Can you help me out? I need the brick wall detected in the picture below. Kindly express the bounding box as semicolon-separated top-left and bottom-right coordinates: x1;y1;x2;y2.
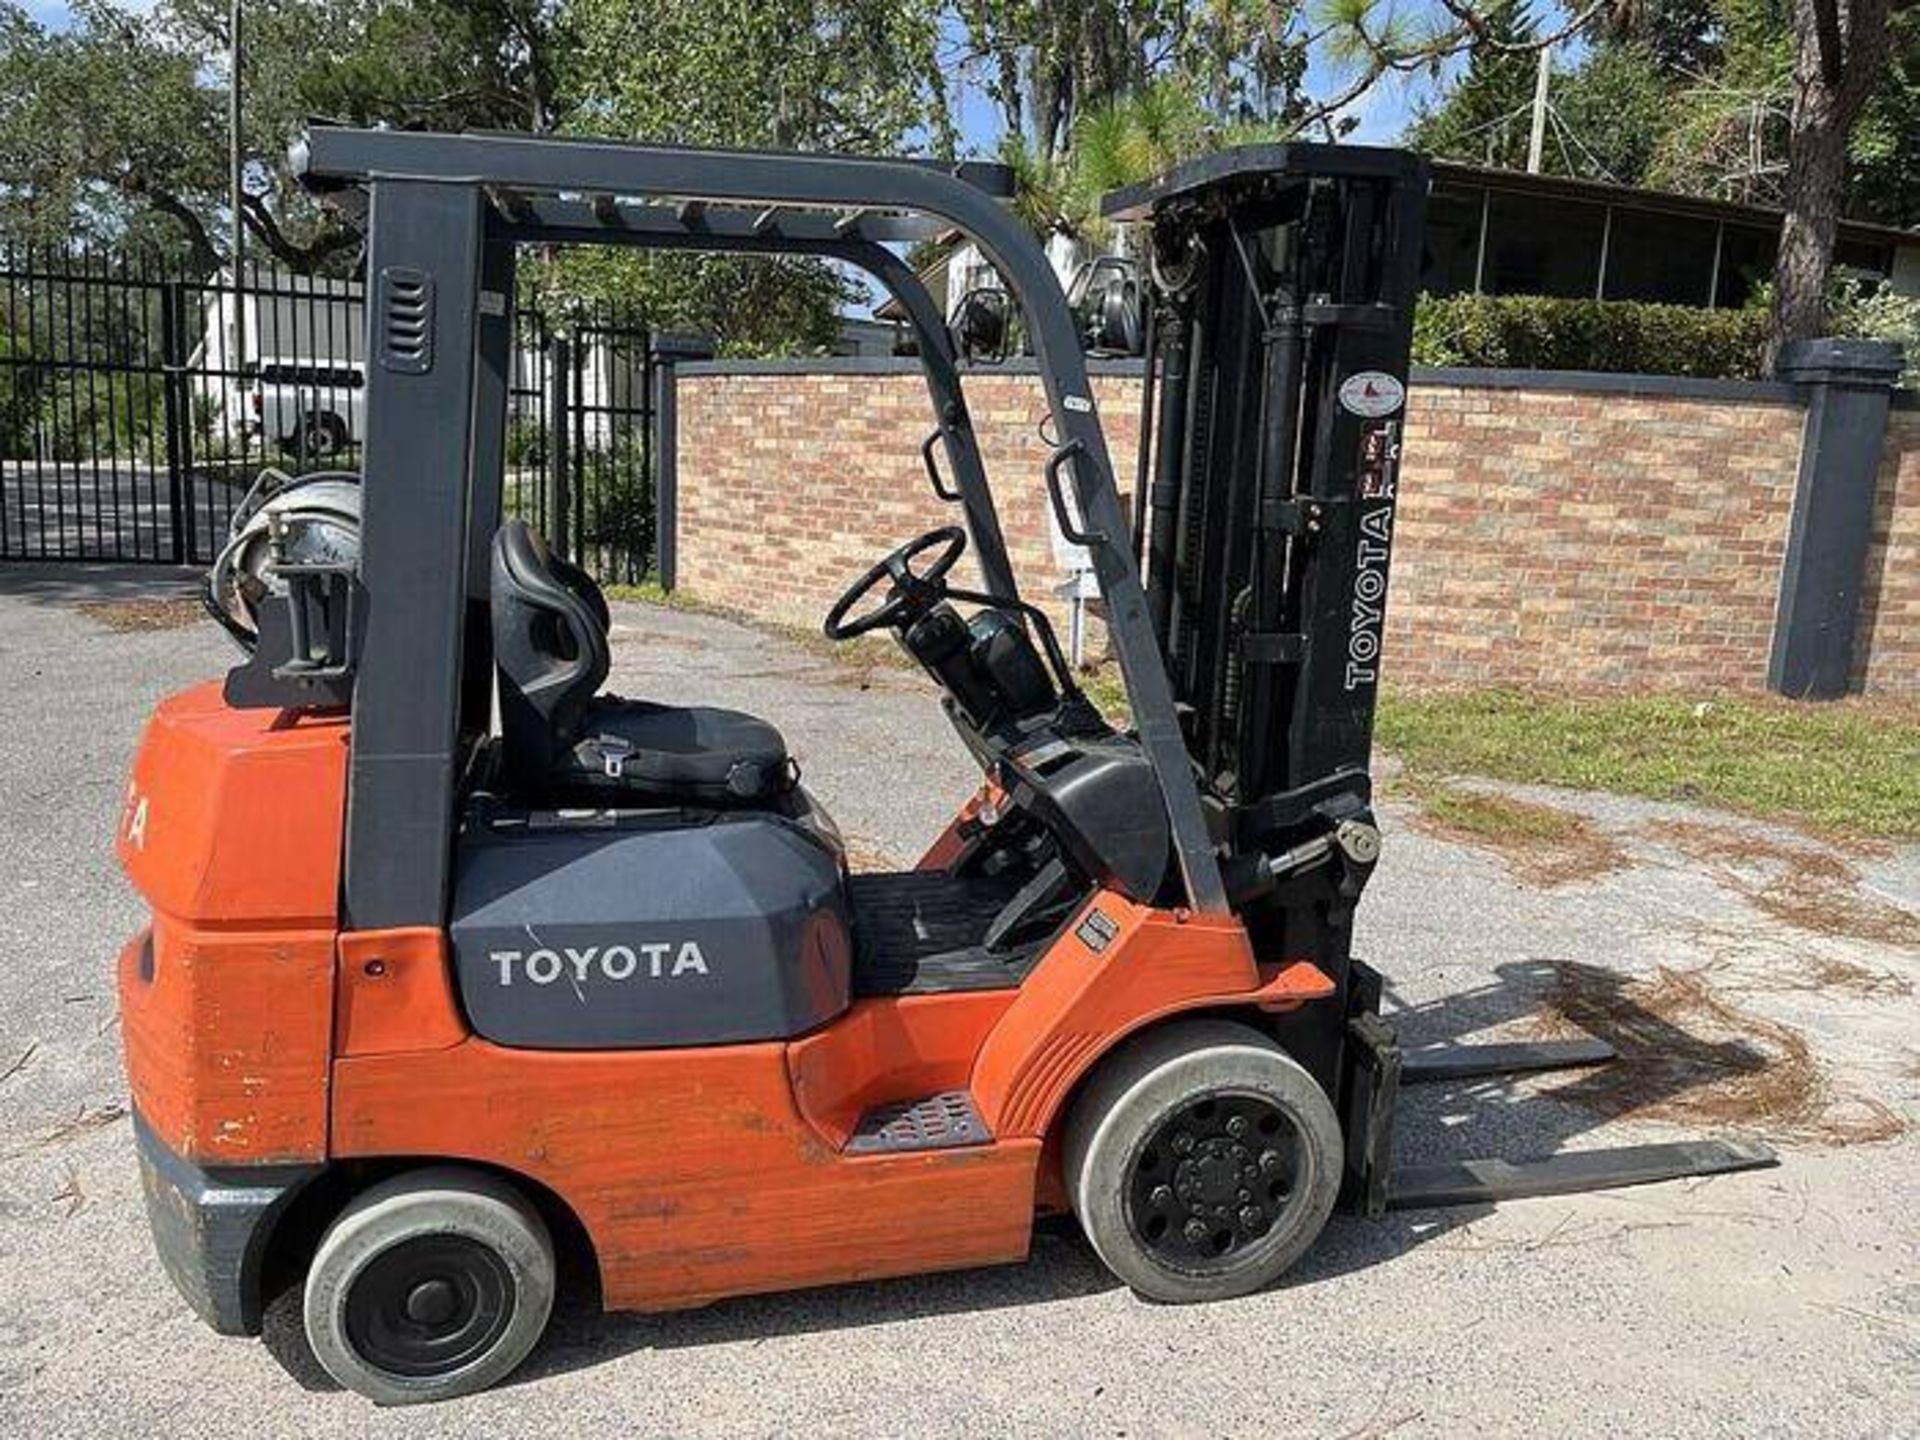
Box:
677;369;1140;631
1390;384;1804;690
676;364;1918;697
1856;408;1920;693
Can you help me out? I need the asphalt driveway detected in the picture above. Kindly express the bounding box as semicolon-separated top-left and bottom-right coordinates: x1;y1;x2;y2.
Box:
0;566;1915;1438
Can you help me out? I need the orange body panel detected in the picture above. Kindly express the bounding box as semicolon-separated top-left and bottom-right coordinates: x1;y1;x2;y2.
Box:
117;681;347;926
326;900;1321;1312
116;684;347;1163
971;896;1335;1138
332;1036;1041;1311
788;990;1016;1145
335;929;469;1057
116;686;1331;1312
118;924;336;1163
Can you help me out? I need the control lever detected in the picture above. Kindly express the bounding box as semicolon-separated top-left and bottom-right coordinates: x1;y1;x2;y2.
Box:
1267;819;1380;881
1225;818;1381;908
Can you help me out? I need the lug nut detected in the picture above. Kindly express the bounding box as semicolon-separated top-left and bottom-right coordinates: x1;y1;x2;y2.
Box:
1171;1132;1195;1155
1239;1206;1264;1229
1184;1219;1209;1245
1226;1116;1248;1138
1259;1149;1284;1175
1151;1184;1173;1207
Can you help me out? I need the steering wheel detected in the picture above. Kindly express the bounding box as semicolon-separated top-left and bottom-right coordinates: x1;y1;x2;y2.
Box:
823;525;968;641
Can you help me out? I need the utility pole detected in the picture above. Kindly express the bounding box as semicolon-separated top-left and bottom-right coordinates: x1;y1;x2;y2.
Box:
229;0;245;376
1526;42;1551;174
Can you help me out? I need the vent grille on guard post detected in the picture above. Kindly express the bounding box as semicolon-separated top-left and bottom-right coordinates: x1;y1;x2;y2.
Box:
378;266;434;373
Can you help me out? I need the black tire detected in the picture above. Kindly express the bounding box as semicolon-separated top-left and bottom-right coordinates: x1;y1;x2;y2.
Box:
1064;1018;1342;1303
302;1167;556;1405
283;412;346;460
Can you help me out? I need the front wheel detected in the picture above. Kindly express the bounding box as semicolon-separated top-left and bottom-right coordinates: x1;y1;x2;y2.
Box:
303;1167;556;1405
1064;1019;1342;1303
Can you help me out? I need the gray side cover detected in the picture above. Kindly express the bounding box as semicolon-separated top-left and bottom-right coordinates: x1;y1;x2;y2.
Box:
451;808;852;1048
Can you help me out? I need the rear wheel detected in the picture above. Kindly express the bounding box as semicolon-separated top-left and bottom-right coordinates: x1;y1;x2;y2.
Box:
285;411;347;460
303;1167;556;1405
1064;1019;1342;1303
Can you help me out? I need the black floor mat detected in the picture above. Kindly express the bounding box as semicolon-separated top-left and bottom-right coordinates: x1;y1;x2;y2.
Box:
847;869;1044;995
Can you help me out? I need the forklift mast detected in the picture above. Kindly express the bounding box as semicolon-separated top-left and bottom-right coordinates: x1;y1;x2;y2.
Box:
1110;146;1427;835
1107;146;1427;1089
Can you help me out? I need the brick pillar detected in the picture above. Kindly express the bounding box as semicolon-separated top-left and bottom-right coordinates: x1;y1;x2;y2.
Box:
649;333;715;591
1769;337;1905;699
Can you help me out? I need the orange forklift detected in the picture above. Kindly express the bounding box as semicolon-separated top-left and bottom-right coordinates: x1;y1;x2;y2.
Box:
115;129;1772;1403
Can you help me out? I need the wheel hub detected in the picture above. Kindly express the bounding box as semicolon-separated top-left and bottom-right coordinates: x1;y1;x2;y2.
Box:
1179;1139;1249;1207
1126;1092;1302;1270
405;1278;461;1327
343;1235;517;1379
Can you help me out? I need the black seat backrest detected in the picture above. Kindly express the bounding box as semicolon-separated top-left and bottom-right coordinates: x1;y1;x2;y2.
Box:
492;520;610;786
552;548;611;635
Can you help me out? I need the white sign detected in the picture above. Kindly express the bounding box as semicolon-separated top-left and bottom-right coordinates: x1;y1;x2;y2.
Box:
1338;371;1406;417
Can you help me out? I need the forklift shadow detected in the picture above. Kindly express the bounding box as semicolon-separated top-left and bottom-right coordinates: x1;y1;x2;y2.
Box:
1390;957;1773;1135
0;562;200;608
529;1223;1129;1381
260;1283;345;1393
258;1223;1128;1393
259;958;1769;1392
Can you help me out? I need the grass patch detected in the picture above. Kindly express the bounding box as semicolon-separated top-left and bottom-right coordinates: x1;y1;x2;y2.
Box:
1411;782;1630;886
1079;665;1130;728
605;578;695;610
1377;689;1920;840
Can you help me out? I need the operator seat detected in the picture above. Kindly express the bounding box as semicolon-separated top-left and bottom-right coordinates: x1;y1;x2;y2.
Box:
490;520;793;806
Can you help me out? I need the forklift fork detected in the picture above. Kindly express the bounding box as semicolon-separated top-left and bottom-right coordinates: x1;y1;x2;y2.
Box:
1341;998;1777;1219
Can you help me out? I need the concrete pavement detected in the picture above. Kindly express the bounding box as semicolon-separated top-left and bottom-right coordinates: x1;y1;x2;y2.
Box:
0;572;1914;1438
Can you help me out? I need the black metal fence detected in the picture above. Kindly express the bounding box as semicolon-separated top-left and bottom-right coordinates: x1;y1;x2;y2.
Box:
506;304;657;586
0;249;655;580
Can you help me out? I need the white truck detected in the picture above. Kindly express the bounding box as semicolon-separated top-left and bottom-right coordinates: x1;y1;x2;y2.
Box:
249;356;366;460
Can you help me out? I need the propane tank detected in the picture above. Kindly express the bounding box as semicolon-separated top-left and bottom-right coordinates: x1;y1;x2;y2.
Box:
204;468;360;649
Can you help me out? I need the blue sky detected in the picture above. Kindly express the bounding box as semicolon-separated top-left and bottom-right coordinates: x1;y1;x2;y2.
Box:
28;0;155;21
942;41;1438;152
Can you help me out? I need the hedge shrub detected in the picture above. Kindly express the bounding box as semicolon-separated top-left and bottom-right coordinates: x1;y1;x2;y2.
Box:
1412;294;1771;379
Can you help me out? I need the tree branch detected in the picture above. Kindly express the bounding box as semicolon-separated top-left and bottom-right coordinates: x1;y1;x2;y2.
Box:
115;172;220;275
1430;0;1615;54
241;191;359;274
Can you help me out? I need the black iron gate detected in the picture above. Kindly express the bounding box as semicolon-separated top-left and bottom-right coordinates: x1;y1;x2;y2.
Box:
0;250;187;562
0;249;654;581
506;302;656;586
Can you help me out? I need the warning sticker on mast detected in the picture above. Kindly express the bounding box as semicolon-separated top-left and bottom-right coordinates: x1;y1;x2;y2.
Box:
1337;371;1406;418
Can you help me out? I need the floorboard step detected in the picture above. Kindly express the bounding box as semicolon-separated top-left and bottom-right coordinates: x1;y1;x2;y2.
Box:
846;1090;992;1154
